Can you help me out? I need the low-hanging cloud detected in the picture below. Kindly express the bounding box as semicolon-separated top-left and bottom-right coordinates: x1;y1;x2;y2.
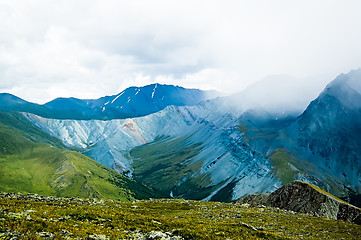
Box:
0;0;361;103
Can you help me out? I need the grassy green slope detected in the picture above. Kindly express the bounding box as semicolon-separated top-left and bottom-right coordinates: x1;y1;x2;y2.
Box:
266;149;346;196
267;149;301;185
0;112;156;201
0;112;65;150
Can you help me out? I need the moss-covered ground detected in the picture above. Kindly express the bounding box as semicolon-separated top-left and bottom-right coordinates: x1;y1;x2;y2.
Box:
0;193;360;239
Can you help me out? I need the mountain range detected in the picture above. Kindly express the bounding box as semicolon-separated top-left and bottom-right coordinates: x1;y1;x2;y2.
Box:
0;83;217;120
1;69;361;205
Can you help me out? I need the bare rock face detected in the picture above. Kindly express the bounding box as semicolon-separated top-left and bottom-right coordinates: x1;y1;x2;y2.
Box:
239;181;361;224
337;203;361;225
266;181;340;219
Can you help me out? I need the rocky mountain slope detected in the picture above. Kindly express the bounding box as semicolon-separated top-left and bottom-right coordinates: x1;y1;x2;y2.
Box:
235;69;361;201
24;102;282;202
294;70;361;192
0;112;156;200
23;105;196;173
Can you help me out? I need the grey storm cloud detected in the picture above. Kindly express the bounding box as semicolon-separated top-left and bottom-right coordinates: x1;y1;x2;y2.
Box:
0;0;361;103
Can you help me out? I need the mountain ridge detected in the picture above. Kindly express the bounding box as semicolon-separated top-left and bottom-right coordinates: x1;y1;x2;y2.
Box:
1;83;218;120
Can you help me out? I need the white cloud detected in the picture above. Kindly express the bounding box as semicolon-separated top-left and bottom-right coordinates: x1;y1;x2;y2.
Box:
0;0;361;103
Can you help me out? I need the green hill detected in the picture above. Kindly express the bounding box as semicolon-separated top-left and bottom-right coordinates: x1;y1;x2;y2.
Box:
0;112;156;201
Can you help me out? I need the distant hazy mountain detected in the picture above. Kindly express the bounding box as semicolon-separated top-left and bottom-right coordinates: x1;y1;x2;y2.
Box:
219;74;329;118
242;69;361;199
0;84;217;120
295;69;361;191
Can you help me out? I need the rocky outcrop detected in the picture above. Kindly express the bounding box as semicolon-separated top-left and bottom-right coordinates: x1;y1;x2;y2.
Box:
239;181;361;224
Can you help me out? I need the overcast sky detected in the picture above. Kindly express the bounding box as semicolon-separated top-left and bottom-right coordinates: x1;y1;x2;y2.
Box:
1;0;361;103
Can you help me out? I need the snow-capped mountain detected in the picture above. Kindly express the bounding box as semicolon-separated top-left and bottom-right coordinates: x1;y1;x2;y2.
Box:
44;83;218;119
1;84;218;120
217;74;329;119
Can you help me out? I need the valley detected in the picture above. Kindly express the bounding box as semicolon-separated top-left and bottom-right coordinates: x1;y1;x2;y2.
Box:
0;69;361;239
2;70;361;203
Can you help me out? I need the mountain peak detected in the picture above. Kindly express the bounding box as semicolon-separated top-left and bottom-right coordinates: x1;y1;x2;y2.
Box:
101;83;209;118
0;93;29;105
326;68;361;91
319;68;361;109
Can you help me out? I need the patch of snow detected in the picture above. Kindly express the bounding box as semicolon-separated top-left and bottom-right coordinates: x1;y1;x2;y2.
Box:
135;89;140;95
102;107;106;112
127;97;131;103
151;84;157;99
111;91;124;104
104;101;110;106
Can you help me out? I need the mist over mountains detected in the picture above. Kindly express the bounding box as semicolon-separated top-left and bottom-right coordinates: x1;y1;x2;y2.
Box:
1;69;361;204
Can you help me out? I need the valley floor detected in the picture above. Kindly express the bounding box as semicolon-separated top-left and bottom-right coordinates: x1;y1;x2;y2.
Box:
0;192;360;240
